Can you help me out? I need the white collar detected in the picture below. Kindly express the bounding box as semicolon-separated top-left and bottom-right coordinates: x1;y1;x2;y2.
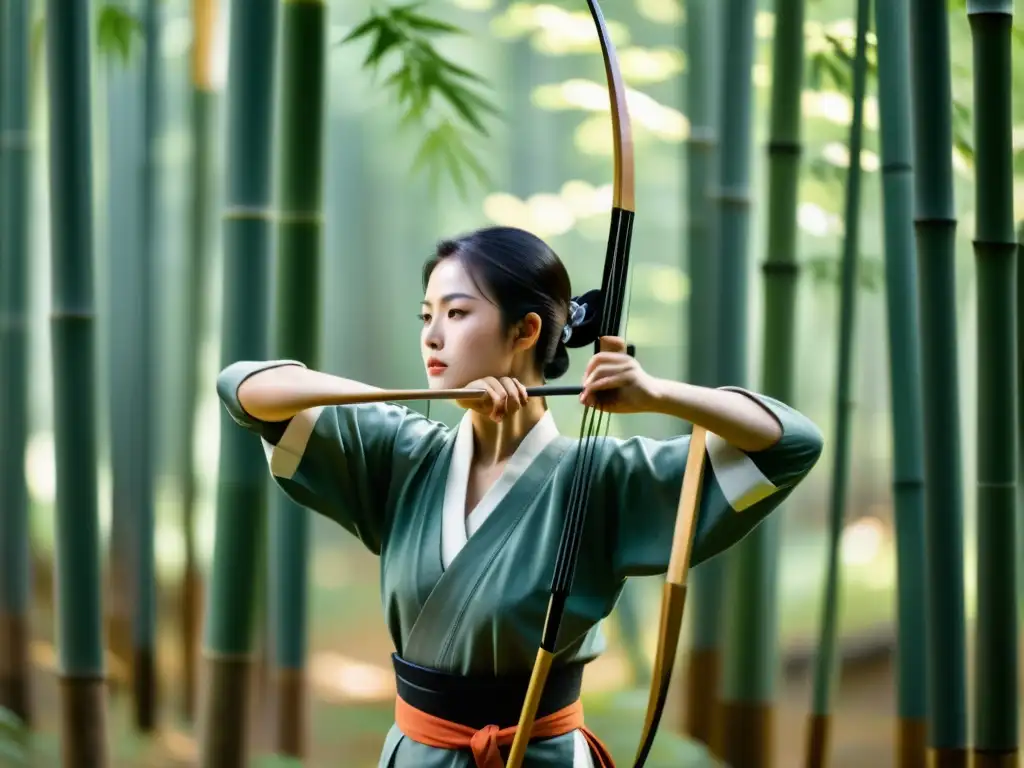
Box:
440;410;560;569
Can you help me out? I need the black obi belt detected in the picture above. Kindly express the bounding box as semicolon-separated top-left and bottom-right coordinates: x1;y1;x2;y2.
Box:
391;653;584;730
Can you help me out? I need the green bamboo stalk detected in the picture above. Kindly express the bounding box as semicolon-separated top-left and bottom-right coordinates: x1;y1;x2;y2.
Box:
0;0;33;727
179;0;220;723
873;0;929;762
1018;219;1024;620
198;1;279;764
712;0;765;761
681;0;724;749
716;0;807;761
967;2;1018;765
130;0;160;732
805;1;869;764
906;0;968;761
103;2;142;703
269;0;326;756
44;0;109;764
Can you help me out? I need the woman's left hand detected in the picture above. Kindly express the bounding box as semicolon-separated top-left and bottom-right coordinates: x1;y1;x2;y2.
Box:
580;336;661;414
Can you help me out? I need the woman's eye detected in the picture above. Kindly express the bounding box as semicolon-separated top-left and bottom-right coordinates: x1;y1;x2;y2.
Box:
418;313;431;324
448;308;466;319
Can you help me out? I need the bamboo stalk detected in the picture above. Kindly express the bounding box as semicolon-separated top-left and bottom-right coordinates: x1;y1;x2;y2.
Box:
1018;219;1024;621
712;0;767;761
0;0;34;727
966;2;1019;766
873;0;929;761
132;0;161;733
906;0;969;762
717;0;807;761
197;3;280;765
102;1;141;706
179;0;221;723
805;1;869;763
681;0;724;749
44;0;109;763
270;0;327;755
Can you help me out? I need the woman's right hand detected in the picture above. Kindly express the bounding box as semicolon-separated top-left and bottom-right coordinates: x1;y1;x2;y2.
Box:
455;376;528;422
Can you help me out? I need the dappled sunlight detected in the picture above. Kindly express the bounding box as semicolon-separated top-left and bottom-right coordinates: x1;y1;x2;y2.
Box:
643;264;688;305
482;180;613;237
533;79;687;146
840;516;887;568
310;652;395;703
25;431;55;505
797;201;843;237
619;46;684;85
821;141;880;172
802;90;879;132
561;179;614;217
635;0;682;25
491;3;629;54
753;63;771;88
755;10;775;39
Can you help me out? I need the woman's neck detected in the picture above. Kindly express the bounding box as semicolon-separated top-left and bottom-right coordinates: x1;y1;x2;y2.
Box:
469;397;548;465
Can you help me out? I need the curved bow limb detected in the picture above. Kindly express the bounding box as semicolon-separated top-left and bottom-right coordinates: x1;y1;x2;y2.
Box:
631;426;708;767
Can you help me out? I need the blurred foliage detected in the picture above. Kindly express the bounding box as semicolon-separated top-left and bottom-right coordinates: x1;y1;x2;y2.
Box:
807;20;975;162
0;708;27;764
96;2;143;64
30;2;143;81
338;2;500;198
805;253;885;291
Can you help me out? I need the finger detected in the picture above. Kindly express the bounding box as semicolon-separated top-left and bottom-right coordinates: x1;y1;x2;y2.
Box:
585;373;629;392
498;377;522;412
579;389;616;411
584;362;632;388
514;378;529;405
599;336;627;354
484;378;507;420
584;351;631;377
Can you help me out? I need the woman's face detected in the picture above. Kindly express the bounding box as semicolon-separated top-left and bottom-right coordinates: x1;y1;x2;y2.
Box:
420;258;539;389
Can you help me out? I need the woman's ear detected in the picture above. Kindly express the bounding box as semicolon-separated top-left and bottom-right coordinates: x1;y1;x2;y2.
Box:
513;312;543;351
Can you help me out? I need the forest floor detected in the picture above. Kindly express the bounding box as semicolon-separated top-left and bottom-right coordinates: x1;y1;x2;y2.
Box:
15;533;905;768
17;638;898;767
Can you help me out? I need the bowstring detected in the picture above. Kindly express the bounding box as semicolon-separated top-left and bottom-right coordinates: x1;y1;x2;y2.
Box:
551;208;631;597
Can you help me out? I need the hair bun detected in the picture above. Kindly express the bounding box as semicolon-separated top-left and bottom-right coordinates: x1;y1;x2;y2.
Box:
563;289;603;349
543;344;570;379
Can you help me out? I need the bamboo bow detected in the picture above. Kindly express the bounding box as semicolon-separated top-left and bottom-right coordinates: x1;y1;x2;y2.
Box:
501;2;710;765
504;0;637;764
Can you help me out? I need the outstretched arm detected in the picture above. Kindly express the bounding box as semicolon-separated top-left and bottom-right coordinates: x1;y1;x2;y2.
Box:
647;380;782;453
580;336;783;452
232;362;383;422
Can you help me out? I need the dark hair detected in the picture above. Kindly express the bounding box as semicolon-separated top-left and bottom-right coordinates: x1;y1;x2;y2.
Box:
421;226;601;379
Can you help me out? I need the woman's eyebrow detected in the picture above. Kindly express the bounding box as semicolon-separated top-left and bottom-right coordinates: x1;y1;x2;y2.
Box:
420;292;478;306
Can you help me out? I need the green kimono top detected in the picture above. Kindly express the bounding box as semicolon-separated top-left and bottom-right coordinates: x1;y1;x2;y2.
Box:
217;360;824;767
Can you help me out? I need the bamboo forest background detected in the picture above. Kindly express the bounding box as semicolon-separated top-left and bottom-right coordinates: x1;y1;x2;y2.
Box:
4;0;1024;765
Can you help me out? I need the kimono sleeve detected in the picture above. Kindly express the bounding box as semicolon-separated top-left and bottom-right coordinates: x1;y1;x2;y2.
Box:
604;387;824;579
216;359;445;554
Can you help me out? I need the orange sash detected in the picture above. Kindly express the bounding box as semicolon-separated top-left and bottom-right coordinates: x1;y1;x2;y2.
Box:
395;693;616;767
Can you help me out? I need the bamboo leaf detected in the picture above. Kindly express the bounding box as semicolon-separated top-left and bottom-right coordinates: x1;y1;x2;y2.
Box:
95;2;142;64
338;2;498;194
391;4;465;35
340;16;382;44
0;708;27;764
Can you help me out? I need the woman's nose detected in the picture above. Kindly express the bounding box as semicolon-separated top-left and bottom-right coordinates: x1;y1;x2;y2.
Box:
423;326;442;349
